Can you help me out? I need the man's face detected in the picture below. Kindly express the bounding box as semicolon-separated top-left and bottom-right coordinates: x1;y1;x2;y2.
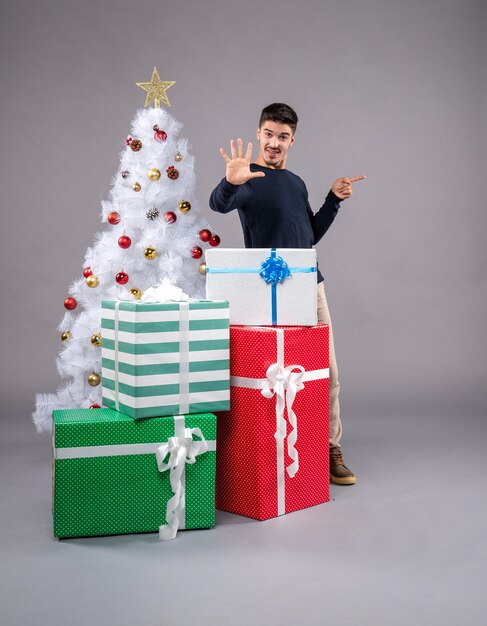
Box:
256;120;295;169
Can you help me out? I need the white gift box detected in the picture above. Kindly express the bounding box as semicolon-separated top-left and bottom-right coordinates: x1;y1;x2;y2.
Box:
205;248;317;326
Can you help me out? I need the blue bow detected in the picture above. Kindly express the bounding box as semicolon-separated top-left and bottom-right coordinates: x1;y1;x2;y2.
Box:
259;253;291;286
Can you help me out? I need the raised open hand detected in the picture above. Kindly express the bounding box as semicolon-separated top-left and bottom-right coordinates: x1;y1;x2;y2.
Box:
220;138;266;185
331;175;366;200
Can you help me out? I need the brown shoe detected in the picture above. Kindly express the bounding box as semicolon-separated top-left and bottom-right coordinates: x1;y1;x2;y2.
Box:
329;446;356;485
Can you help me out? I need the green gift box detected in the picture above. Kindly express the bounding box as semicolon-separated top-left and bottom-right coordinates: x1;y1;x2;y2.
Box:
52;408;217;540
101;299;230;419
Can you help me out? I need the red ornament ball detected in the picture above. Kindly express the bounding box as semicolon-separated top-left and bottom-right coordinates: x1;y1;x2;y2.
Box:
83;267;93;278
209;234;221;247
154;130;168;142
115;271;129;285
118;235;131;249
64;297;77;311
107;211;120;225
191;246;203;259
89;404;101;409
199;229;212;242
164;211;177;224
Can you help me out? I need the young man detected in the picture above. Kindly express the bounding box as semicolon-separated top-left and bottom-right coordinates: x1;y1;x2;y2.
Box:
209;103;365;485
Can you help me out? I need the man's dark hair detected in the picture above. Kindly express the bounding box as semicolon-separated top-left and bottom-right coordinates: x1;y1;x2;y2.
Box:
259;103;298;133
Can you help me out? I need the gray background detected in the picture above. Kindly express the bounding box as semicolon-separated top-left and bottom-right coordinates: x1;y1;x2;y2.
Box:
0;0;485;419
1;1;486;625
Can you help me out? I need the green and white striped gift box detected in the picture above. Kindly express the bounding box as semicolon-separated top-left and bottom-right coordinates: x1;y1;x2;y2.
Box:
101;299;230;419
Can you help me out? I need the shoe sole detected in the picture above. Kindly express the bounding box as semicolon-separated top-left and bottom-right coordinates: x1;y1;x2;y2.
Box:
330;474;357;485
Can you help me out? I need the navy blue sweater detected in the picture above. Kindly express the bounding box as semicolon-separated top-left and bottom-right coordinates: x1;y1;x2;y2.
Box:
209;163;341;282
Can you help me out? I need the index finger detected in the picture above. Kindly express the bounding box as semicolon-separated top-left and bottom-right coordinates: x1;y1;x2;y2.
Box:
349;175;367;183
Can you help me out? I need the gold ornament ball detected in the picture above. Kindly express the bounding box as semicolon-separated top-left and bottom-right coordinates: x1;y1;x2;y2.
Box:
144;246;157;260
198;262;207;275
178;200;191;213
86;274;100;288
61;330;72;343
133;182;142;192
175;152;183;162
88;372;101;387
91;333;102;347
148;168;161;181
130;287;142;300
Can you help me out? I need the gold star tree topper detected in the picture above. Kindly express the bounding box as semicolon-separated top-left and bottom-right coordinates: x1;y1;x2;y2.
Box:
136;67;176;108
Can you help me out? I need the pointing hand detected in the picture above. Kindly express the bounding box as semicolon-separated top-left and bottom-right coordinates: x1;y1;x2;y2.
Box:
331;175;366;200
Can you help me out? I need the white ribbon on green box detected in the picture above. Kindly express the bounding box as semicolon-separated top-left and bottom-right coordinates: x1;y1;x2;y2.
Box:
155;415;212;540
230;328;329;516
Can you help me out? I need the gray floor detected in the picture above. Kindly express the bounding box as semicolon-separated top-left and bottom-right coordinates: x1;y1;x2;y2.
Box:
1;410;486;626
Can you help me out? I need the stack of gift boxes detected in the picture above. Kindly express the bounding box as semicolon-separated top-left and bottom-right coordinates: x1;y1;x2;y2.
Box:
52;248;330;540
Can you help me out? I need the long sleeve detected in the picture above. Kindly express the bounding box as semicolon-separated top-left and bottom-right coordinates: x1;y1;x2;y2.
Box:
209;178;252;214
308;190;341;244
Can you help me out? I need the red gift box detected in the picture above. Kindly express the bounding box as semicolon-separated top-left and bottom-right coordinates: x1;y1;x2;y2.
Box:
216;325;330;520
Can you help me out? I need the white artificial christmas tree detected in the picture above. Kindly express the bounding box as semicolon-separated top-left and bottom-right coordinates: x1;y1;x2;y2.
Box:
33;68;220;432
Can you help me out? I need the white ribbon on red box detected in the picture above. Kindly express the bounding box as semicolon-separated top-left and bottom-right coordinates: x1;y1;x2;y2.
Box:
230;328;329;516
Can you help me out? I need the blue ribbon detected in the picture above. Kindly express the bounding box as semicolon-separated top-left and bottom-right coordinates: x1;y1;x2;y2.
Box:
207;249;316;325
261;249;285;324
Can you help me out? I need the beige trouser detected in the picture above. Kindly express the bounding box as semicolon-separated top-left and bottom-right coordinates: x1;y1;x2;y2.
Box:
317;282;342;448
